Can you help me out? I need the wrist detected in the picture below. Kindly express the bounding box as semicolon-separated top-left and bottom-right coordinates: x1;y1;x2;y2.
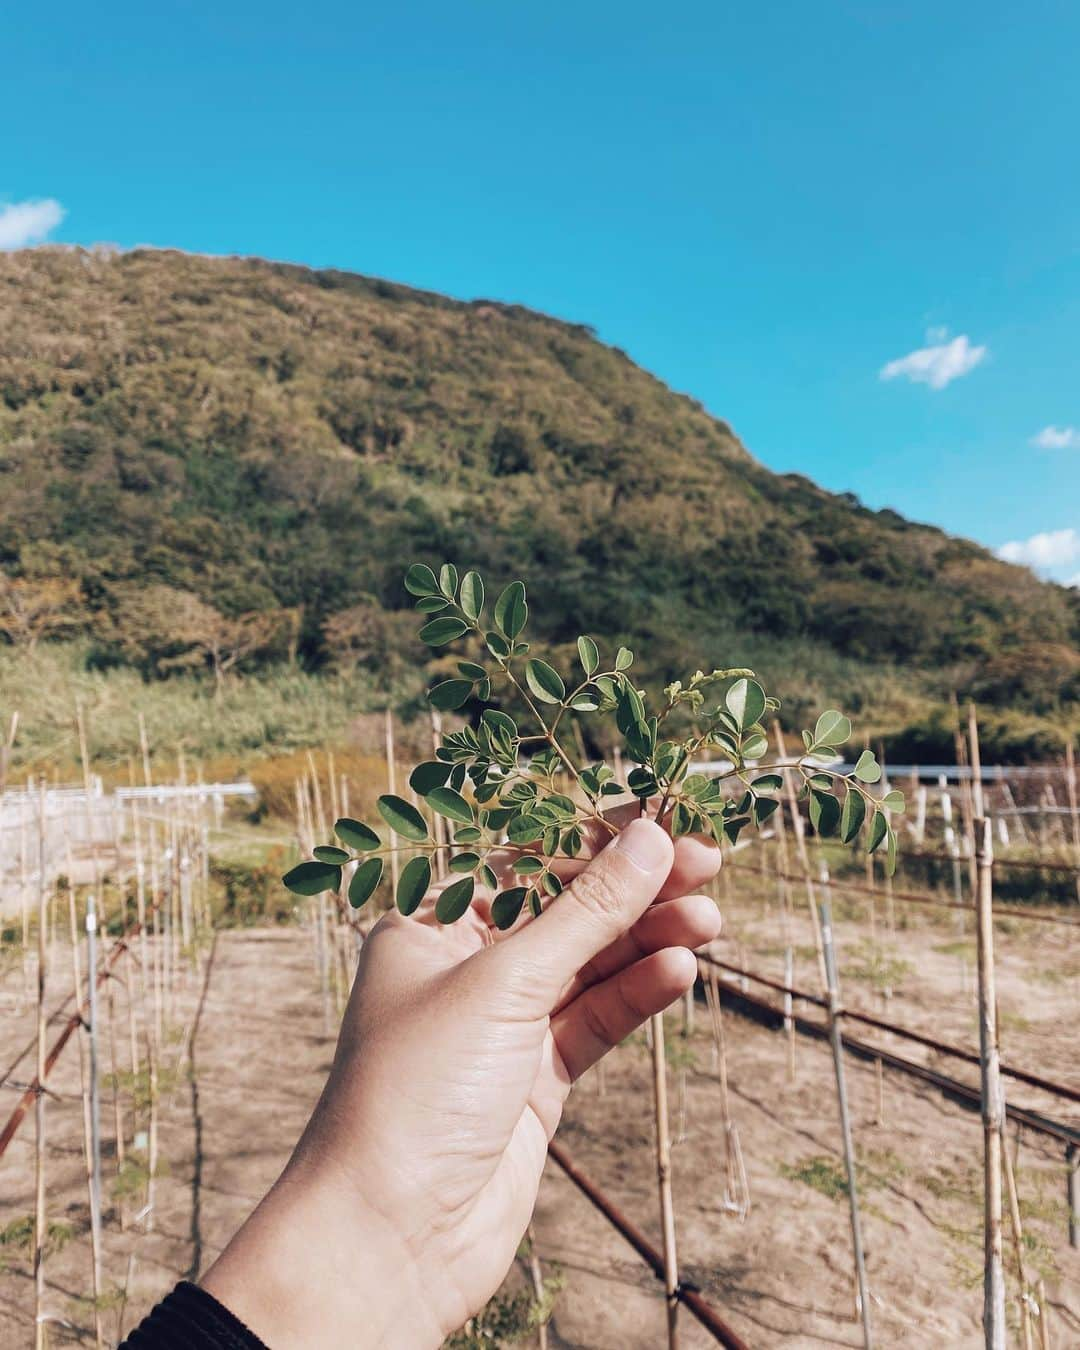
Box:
201;1164;445;1350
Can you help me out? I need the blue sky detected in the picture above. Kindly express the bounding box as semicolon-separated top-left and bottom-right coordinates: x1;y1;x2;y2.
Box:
3;1;1078;583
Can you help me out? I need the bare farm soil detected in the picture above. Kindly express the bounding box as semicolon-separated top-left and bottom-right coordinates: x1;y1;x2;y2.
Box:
2;887;1079;1348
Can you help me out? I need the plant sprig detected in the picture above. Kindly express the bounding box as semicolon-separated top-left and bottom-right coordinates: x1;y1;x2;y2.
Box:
283;564;904;924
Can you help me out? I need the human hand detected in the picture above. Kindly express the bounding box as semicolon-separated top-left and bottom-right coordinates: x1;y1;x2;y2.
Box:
202;811;722;1348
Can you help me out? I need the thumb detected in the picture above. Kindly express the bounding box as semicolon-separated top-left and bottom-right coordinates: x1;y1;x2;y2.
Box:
490;818;674;1006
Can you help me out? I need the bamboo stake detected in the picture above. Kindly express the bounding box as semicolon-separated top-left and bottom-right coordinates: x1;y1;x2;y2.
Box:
649;1010;679;1348
1066;741;1080;904
1036;1280;1051;1350
1000;1107;1033;1350
85;895;104;1293
33;782;48;1350
773;721;827;993
819;901;873;1349
69;886;103;1350
524;1224;548;1350
975;817;1006;1349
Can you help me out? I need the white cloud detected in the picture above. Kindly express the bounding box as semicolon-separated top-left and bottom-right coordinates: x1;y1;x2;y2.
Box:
998;528;1080;570
0;198;66;250
879;333;987;390
1030;425;1079;450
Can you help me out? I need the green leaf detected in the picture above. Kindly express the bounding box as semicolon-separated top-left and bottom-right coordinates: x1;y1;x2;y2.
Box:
334;818;381;851
725;678;767;731
313;845;350;864
814;710;852;748
404;563;438;597
512;855;544;875
459;571;485;622
435;875;475;924
377;794;429;841
507;814;544;844
485;629;511;658
415;595;449;613
419;616;469;646
809;789;841;837
840;789;865;844
409;761;452;795
577;635;599;677
458;660;488;681
448;851;480;873
868;809;889;854
283;860;341;896
854;750;882;784
741;733;768;761
525;659;566;705
426;786;474;825
396;856;431;915
528;889;543;917
885;826;898;876
454;825;482;844
428;679;473;711
494;581;528;639
491;886;528;930
439;563;459;599
754;797;779;825
480;864;498;889
751;774;783;792
348;857;383;908
883;789;906;813
614;646;634;671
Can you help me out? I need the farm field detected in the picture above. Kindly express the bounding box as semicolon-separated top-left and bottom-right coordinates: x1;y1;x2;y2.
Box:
2;787;1078;1349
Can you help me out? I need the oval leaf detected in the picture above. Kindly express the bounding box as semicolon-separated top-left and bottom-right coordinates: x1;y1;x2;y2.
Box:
434;875;475;924
419;616;469;647
814;709;851;748
426;786;474;825
525;658;566;705
377;794;429;841
854;749;882;784
439;563;459;599
409;761;452;795
491;886;528;931
428;678;473;711
808;789;841;837
448;851;480;873
396;855;431;915
459;571;485;622
840;789;866;844
348;857;383;908
313;845;350;864
282;860;341;896
868;809;889;854
725;678;766;732
494;581;528;639
577;635;599;677
614;646;634;671
334;817;381;852
404;563;438;597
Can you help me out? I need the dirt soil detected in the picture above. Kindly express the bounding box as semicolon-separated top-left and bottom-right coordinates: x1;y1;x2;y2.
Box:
2;878;1079;1348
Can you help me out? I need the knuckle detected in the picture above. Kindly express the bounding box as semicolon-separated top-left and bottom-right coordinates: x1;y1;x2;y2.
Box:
567;866;625;923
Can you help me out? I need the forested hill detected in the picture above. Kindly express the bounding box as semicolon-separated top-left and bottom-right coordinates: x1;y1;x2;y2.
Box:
0;247;1076;713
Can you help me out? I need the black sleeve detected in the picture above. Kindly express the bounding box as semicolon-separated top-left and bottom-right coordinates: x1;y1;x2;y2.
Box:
120;1281;270;1349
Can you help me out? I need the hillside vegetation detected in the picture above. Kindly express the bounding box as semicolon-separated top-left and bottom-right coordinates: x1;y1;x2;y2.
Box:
0;247;1077;765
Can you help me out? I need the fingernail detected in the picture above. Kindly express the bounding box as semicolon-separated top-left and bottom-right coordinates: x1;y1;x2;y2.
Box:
613;818;671;873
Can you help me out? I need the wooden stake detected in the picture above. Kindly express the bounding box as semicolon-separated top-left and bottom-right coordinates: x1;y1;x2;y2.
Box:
33;782;48;1350
649;1010;679;1348
819;901;873;1349
1000;1107;1033;1350
975;818;1006;1348
69;886;104;1350
773;721;827;993
524;1224;548;1350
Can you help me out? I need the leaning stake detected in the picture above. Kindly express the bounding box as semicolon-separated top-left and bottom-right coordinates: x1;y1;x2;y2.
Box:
818;900;873;1349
